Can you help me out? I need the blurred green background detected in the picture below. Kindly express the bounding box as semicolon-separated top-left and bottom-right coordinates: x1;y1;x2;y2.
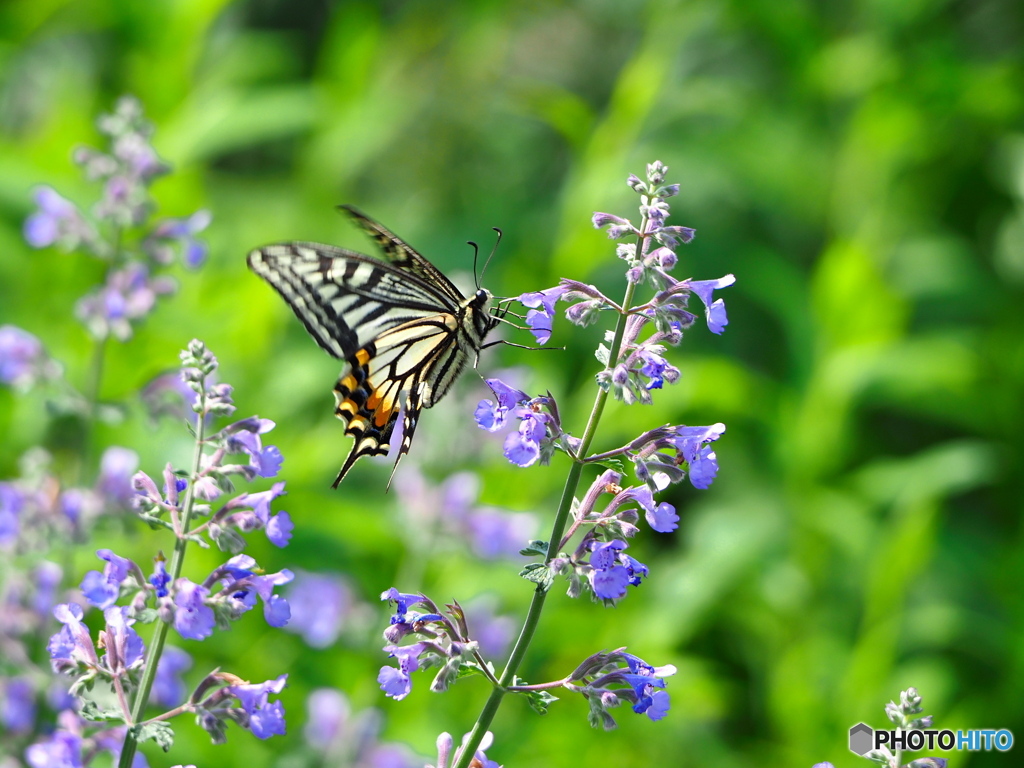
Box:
2;0;1024;766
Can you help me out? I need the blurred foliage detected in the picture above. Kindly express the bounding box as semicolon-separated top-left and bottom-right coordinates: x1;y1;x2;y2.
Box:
2;0;1024;766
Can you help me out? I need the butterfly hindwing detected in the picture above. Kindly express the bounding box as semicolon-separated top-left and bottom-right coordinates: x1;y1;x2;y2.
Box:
248;209;499;487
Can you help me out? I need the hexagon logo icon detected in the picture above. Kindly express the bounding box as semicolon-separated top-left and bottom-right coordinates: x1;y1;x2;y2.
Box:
849;722;874;755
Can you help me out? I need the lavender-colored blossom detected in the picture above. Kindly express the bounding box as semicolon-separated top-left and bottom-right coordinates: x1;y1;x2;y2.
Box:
23;186;91;250
97;446;139;507
173;579;215;640
80;549;138;610
227;674;288;739
149;558;170;597
0;325;59;390
687;275;736;334
589;540;648;600
33;560;63;616
378;644;425;700
101;606;144;672
147;210;212;267
637;347;679;390
151;646;192;707
641;689;670;721
0;483;20;548
25;729;83;768
285;572;352;648
502;409;547;467
518;286;569;345
812;763;836;768
48;603;99;668
266;510;293;547
668;423;725;489
474;379;529;432
75;262;174;341
2;677;36;732
648;501;679;533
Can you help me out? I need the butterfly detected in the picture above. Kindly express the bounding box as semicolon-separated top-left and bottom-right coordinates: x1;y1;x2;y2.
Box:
247;206;500;488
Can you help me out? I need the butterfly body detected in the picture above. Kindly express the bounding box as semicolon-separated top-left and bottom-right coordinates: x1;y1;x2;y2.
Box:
248;207;499;487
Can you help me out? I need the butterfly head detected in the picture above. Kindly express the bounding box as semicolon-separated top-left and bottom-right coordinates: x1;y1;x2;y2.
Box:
471;288;499;336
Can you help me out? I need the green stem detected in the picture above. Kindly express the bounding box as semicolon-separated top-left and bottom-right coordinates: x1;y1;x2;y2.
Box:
452;233;644;768
118;396;207;768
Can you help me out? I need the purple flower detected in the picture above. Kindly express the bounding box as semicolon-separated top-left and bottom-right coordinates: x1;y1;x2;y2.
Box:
648;501;679;532
234;481;287;523
285;572;353;648
518;286;569;345
33;560;63;617
503;410;547;467
151;646;192;707
141;371;200;424
149;558;170;597
812;764;836;768
2;677;36;733
75;262;174;341
0;325;58;390
23;186;90;250
173;579;215;640
101;606;144;672
80;549;138;609
589;540;648;599
687;274;735;334
474;379;529;432
25;729;83;768
97;446;139;507
266;510;293;547
227;674;288;739
637;348;679;390
668;423;725;489
0;483;21;549
48;603;99;669
641;689;670;721
148;210;212;267
381;588;429;622
378;644;425;700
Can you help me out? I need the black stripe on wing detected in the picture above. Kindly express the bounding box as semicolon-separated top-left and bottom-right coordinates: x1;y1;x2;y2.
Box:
338;205;466;302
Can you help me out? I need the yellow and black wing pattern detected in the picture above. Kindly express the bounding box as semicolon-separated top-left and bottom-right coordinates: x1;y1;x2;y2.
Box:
247;206;498;487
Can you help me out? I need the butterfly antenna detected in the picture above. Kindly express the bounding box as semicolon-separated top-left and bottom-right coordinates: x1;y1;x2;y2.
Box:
466;241;482;289
479;228;502;285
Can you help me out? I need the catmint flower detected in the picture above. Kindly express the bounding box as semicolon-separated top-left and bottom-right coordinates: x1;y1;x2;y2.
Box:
80;549;141;610
97;446;139;508
100;606;145;673
173;578;215;640
668;423;725;489
149;556;170;597
23;186;93;250
33;560;63;616
474;379;530;432
378;643;426;700
25;728;83;768
0;325;60;390
686;275;736;334
305;688;349;750
2;677;36;732
592;212;638;239
225;674;288;739
518;286;569;345
637;347;680;390
266;510;293;546
588;540;648;600
146;210;212;267
615;485;679;533
465;508;538;559
75;262;174;341
48;603;99;670
213;555;293;627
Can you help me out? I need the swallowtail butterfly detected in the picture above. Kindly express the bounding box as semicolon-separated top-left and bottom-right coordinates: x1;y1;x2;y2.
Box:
248;206;499;487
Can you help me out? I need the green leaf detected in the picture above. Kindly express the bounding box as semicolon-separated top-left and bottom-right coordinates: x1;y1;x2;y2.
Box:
591;456;628;475
80;700;126;723
519;540;549;557
518;688;559;715
520;562;554;590
137;721;175;752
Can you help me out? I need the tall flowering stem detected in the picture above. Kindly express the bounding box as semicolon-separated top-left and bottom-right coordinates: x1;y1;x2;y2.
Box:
452;217;649;767
117;351;210;768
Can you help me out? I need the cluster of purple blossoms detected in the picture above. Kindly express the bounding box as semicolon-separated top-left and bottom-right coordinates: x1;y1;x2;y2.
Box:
562;649;676;729
377;589;500;702
23;95;209;343
19;341;293;764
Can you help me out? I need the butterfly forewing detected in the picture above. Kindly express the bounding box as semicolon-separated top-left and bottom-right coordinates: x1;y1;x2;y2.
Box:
247;207;498;487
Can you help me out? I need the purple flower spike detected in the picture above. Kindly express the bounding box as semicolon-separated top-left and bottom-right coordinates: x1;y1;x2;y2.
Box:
266;510;293;547
24;186;88;249
648;501;679;533
80;549;138;609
